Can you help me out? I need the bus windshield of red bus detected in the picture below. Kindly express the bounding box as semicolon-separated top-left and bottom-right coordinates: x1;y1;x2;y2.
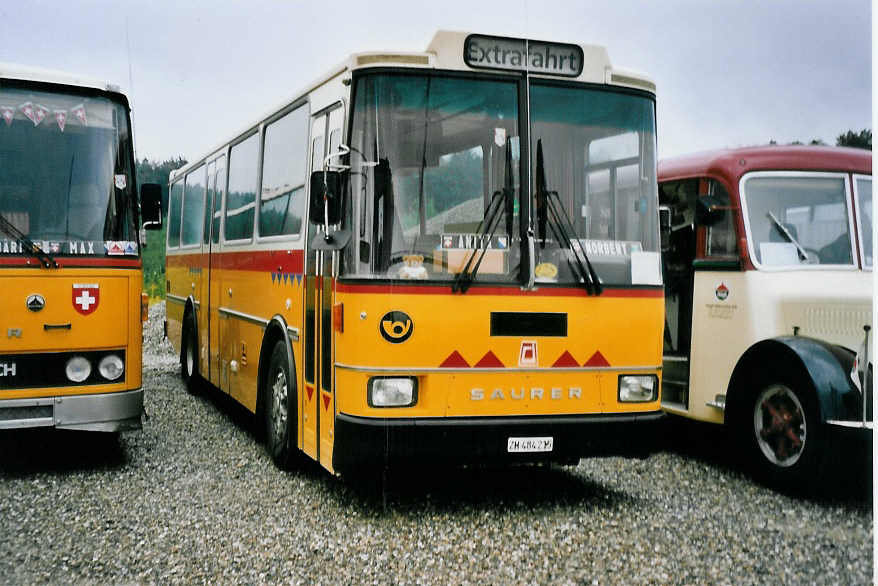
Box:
0;84;137;259
742;173;856;268
343;72;660;287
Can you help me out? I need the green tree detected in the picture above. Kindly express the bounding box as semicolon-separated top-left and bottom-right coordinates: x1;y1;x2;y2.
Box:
836;129;871;149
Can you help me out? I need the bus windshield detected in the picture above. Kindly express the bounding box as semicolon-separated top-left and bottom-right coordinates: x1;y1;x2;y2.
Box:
344;72;521;283
742;173;856;268
343;72;659;286
0;84;137;258
529;83;659;286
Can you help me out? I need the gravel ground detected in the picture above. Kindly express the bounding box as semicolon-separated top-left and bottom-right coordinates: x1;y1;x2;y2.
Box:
0;301;872;584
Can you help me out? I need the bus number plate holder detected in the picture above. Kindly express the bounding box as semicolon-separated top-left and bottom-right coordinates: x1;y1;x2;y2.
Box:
507;436;553;453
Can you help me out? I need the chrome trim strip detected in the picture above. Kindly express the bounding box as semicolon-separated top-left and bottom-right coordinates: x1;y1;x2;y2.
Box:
166;294;187;305
706;400;726;411
826;420;873;429
335;362;661;374
217;306;270;327
286;326;300;342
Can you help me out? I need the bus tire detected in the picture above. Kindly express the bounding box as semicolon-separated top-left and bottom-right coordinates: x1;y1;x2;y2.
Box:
180;312;200;394
733;372;826;491
264;340;297;469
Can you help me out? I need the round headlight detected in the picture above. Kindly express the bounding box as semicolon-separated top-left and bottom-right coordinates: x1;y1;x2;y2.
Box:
65;356;92;383
98;354;124;381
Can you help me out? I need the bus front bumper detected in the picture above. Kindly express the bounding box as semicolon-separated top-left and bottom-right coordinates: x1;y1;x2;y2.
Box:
0;389;143;432
333;410;664;475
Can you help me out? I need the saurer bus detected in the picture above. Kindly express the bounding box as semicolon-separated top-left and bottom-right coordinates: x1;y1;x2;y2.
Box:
165;31;664;475
0;64;162;432
658;145;872;488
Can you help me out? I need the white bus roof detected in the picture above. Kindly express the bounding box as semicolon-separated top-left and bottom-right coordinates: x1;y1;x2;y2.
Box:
0;62;124;95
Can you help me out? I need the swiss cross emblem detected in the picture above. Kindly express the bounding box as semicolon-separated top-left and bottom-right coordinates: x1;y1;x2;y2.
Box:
72;283;100;315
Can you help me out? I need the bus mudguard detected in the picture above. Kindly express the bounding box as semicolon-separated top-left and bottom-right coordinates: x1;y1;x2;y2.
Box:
728;336;860;425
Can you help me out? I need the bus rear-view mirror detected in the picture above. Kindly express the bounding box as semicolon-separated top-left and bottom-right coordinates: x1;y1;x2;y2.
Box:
309;170;343;226
140;183;162;229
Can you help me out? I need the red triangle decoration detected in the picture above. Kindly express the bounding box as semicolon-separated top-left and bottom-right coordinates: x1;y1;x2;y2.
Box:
322;394;331;410
552;350;579;367
474;351;504;368
584;350;610;367
306;385;314;401
440;351;470;368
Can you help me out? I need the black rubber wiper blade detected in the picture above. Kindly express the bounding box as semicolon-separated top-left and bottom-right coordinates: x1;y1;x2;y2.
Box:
452;142;515;294
0;213;58;268
535;139;600;295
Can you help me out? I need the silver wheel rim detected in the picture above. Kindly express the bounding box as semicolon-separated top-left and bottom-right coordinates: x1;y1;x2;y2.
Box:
185;336;195;377
270;368;288;445
753;384;806;467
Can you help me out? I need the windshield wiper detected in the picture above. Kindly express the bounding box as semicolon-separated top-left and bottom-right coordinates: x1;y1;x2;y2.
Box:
452;142;515;293
767;211;808;260
535;139;601;295
0;213;58;268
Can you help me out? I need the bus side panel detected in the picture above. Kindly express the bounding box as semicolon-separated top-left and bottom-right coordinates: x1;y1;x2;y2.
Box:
165;253;189;356
217;250;306;413
687;269;872;424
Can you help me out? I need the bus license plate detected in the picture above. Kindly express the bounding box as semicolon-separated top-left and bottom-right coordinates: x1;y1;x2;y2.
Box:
507;436;553;453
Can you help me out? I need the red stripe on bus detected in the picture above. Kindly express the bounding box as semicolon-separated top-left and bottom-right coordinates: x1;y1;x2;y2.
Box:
167;249;305;273
335;282;663;298
0;257;141;268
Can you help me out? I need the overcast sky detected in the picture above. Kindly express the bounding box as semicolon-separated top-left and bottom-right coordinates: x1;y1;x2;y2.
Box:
1;0;871;162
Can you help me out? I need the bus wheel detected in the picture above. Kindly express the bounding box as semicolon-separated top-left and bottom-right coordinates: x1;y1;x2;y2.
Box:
180;313;200;394
738;377;824;490
264;341;297;469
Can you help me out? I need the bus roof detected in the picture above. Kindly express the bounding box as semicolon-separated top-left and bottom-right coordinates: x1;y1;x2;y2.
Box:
0;62;124;95
659;145;872;183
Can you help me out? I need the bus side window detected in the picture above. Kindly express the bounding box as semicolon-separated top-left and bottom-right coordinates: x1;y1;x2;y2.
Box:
259;105;308;238
182;165;206;246
704;180;737;258
225;133;259;242
212;162;226;244
167;179;184;248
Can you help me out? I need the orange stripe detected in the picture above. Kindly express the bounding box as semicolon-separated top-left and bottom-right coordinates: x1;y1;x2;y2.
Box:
336;281;663;298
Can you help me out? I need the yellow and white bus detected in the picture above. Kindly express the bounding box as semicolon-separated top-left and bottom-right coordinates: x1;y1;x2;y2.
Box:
0;64;162;431
165;31;664;474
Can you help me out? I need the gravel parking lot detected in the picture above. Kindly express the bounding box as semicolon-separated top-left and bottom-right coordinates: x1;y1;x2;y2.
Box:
0;302;872;584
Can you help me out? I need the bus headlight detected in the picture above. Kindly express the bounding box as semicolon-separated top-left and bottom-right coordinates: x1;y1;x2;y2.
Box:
65;356;92;383
618;375;658;402
98;354;125;381
368;377;417;407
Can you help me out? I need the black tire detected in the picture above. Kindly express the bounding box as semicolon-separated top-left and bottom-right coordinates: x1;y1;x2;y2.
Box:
264;340;298;469
180;312;200;394
733;373;826;491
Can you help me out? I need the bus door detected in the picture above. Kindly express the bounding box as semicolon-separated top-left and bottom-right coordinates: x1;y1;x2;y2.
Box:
304;105;344;468
205;157;226;388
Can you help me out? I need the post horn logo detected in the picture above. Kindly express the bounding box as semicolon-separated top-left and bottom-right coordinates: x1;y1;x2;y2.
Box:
379;311;413;343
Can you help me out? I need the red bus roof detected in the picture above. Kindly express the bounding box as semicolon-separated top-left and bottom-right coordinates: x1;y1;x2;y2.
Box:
659;145;872;184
